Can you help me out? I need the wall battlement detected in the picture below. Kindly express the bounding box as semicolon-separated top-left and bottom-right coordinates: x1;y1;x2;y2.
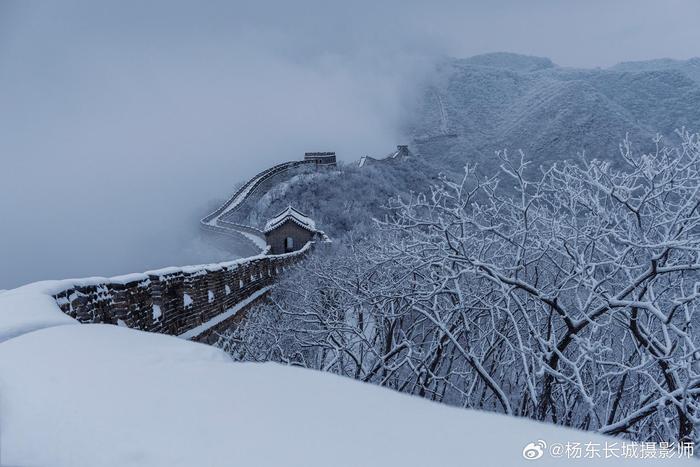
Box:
304;152;336;166
52;244;312;342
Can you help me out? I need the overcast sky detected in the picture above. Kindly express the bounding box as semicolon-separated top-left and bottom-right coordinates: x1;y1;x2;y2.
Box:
1;0;699;289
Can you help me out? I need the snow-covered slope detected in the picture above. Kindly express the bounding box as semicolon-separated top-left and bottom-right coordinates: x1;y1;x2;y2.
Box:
0;324;693;467
410;53;700;175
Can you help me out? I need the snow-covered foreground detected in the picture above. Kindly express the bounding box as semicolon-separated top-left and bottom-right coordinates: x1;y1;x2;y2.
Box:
0;287;76;343
0;324;692;467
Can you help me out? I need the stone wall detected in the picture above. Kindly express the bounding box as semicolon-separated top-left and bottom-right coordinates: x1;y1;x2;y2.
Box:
53;244;312;339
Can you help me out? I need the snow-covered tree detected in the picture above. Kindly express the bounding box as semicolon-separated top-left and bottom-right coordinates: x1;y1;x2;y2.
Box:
219;130;700;445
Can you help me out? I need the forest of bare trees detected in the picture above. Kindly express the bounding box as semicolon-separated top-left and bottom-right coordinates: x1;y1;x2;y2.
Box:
218;131;700;445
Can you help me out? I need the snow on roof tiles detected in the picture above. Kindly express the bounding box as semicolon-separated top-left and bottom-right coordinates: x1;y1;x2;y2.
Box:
264;206;317;233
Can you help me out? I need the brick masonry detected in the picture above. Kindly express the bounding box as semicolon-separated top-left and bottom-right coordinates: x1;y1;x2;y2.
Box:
52;245;311;340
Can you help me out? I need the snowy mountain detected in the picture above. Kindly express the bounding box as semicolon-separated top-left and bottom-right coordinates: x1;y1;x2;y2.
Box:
251;54;700;238
409;53;700;175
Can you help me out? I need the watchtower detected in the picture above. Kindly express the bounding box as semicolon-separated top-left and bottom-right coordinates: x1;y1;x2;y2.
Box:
395;145;411;158
304;152;336;167
264;206;323;254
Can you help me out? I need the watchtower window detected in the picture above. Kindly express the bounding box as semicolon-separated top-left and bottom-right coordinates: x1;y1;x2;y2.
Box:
285;236;294;252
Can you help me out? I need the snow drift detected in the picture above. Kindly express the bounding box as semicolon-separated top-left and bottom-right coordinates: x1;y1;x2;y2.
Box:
0;324;693;466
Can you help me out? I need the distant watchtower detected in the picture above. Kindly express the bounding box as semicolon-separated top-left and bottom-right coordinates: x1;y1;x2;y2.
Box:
304;152;336;167
395;145;411;158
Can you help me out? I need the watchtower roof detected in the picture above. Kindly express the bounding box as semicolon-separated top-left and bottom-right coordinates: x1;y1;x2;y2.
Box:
264;206;317;233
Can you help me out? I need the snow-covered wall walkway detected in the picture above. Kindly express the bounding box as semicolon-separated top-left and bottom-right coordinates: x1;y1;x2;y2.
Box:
201;160;316;251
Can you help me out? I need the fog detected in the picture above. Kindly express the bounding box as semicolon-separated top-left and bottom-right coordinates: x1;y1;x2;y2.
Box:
1;0;699;289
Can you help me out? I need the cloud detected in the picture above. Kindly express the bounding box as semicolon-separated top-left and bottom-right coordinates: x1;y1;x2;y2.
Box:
1;0;699;288
0;0;434;288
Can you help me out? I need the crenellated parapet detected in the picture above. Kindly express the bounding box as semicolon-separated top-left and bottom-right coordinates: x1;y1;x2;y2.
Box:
304;151;336;166
51;243;313;342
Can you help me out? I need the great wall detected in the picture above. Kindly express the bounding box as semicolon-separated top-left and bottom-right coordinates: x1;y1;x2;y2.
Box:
47;152;338;342
0;152;337;344
51;243;313;344
0;147;410;344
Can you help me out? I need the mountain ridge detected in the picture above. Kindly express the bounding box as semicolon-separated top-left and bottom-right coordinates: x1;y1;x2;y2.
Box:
409;53;700;175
